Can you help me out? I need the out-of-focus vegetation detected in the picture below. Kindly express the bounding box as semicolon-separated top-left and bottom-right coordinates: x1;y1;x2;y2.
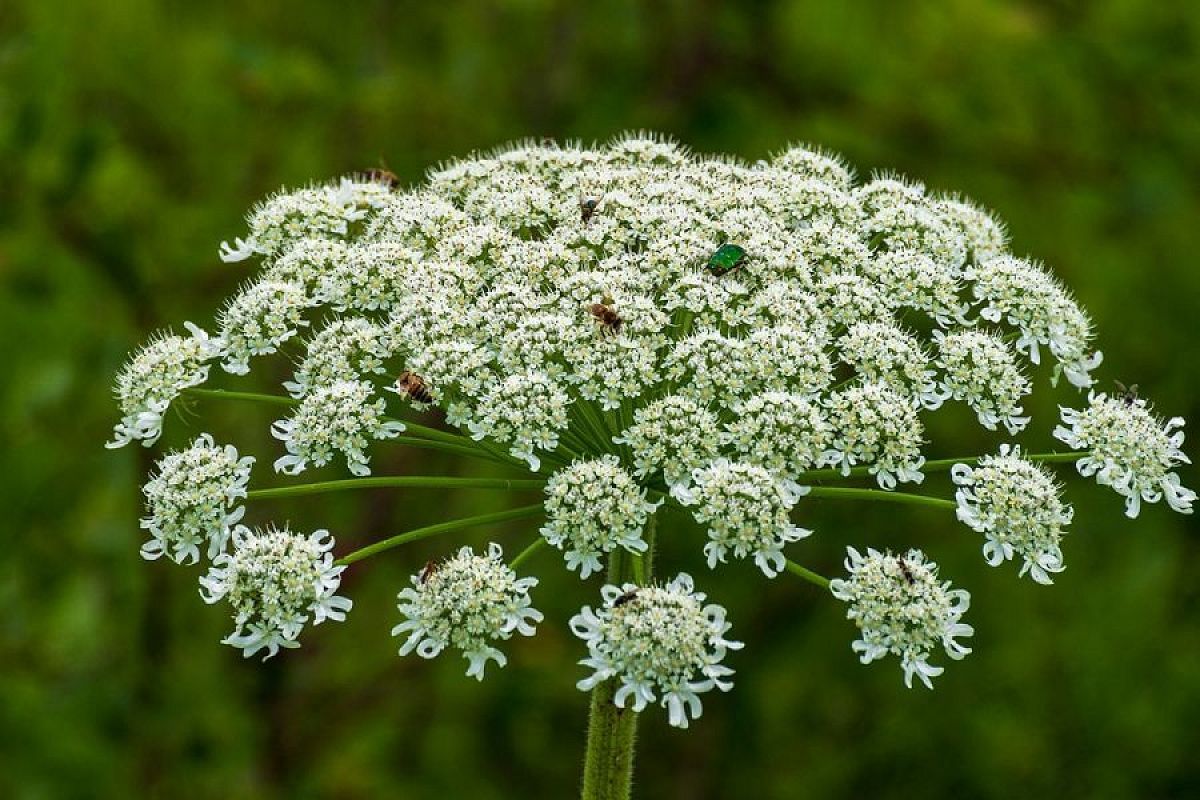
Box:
1;1;1198;797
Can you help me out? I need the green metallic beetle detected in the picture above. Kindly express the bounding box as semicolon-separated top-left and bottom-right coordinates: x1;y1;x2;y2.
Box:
707;243;747;276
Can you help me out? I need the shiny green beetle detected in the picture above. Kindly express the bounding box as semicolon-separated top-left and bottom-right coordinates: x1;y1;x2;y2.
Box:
707;243;747;276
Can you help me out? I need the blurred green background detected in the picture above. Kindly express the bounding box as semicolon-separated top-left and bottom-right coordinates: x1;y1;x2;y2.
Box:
2;1;1198;797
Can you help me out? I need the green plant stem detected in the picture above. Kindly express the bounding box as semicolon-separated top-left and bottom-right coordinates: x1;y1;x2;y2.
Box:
805;486;956;511
335;504;543;566
580;518;655;800
785;559;831;589
793;451;1088;482
247;476;545;501
510;537;548;570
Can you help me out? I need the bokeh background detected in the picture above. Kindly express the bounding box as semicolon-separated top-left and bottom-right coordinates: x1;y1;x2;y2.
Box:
2;1;1198;797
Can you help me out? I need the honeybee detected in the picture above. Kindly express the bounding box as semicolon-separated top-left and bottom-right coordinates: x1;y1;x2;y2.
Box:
1114;380;1140;406
897;557;915;585
396;371;433;404
418;559;437;584
579;194;604;224
364;167;400;189
613;590;639;608
588;298;622;336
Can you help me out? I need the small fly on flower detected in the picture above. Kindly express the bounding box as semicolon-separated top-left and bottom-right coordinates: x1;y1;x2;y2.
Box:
579;194;604;225
1114;380;1140;406
612;589;639;608
706;243;748;277
396;371;433;404
364;167;400;189
897;556;916;585
588;297;623;336
418;559;438;585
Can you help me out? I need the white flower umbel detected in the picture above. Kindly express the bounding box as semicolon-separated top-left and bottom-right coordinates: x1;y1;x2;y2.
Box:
934;330;1032;434
215;280;311;375
824;383;927;489
860;249;970;327
937;196;1008;265
839;321;946;409
141;434;254;564
671;459;811;577
271;380;405;476
199;524;351;659
614;394;722;486
722;392;833;477
570;573;743;729
466;371;571;471
1054;392;1195;517
107;322;216;448
284;317;391;398
952;445;1072;584
392;543;542;680
968;255;1102;388
829;547;973;689
541;456;662;578
218;182;371;263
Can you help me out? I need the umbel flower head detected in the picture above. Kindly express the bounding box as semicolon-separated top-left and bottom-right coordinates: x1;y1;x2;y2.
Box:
199;524;351;659
541;455;663;578
392;543;542;680
1055;391;1195;517
107;322;216;448
672;459;811;577
830;547;974;689
271;380;406;476
952;445;1072;584
140;434;254;564
108;132;1195;732
570;573;743;729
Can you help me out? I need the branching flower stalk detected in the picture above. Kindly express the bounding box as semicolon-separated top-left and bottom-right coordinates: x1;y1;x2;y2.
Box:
109;134;1193;798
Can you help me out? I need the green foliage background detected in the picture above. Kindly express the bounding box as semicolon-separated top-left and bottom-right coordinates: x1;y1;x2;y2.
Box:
2;1;1198;797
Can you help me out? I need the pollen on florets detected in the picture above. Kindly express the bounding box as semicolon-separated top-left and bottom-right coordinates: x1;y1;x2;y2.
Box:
140;434;254;564
570;573;743;728
107;322;216;448
614;394;723;486
934;329;1031;434
839;321;946;410
968;255;1101;388
824;383;927;489
722;392;833;478
271;380;405;476
1054;392;1195;517
199;524;351;659
284;317;392;398
829;547;973;688
952;445;1072;583
392;543;542;680
464;371;571;471
541;455;662;578
215;280;311;375
671;459;811;577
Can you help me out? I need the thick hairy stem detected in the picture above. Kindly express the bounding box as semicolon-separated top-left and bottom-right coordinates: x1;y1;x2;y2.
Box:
580;517;655;800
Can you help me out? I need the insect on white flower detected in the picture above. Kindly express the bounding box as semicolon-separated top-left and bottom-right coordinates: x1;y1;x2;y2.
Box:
392;543;542;680
830;547;973;689
570;573;743;728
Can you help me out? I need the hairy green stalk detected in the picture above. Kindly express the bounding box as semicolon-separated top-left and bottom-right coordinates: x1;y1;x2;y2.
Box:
580;516;656;800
